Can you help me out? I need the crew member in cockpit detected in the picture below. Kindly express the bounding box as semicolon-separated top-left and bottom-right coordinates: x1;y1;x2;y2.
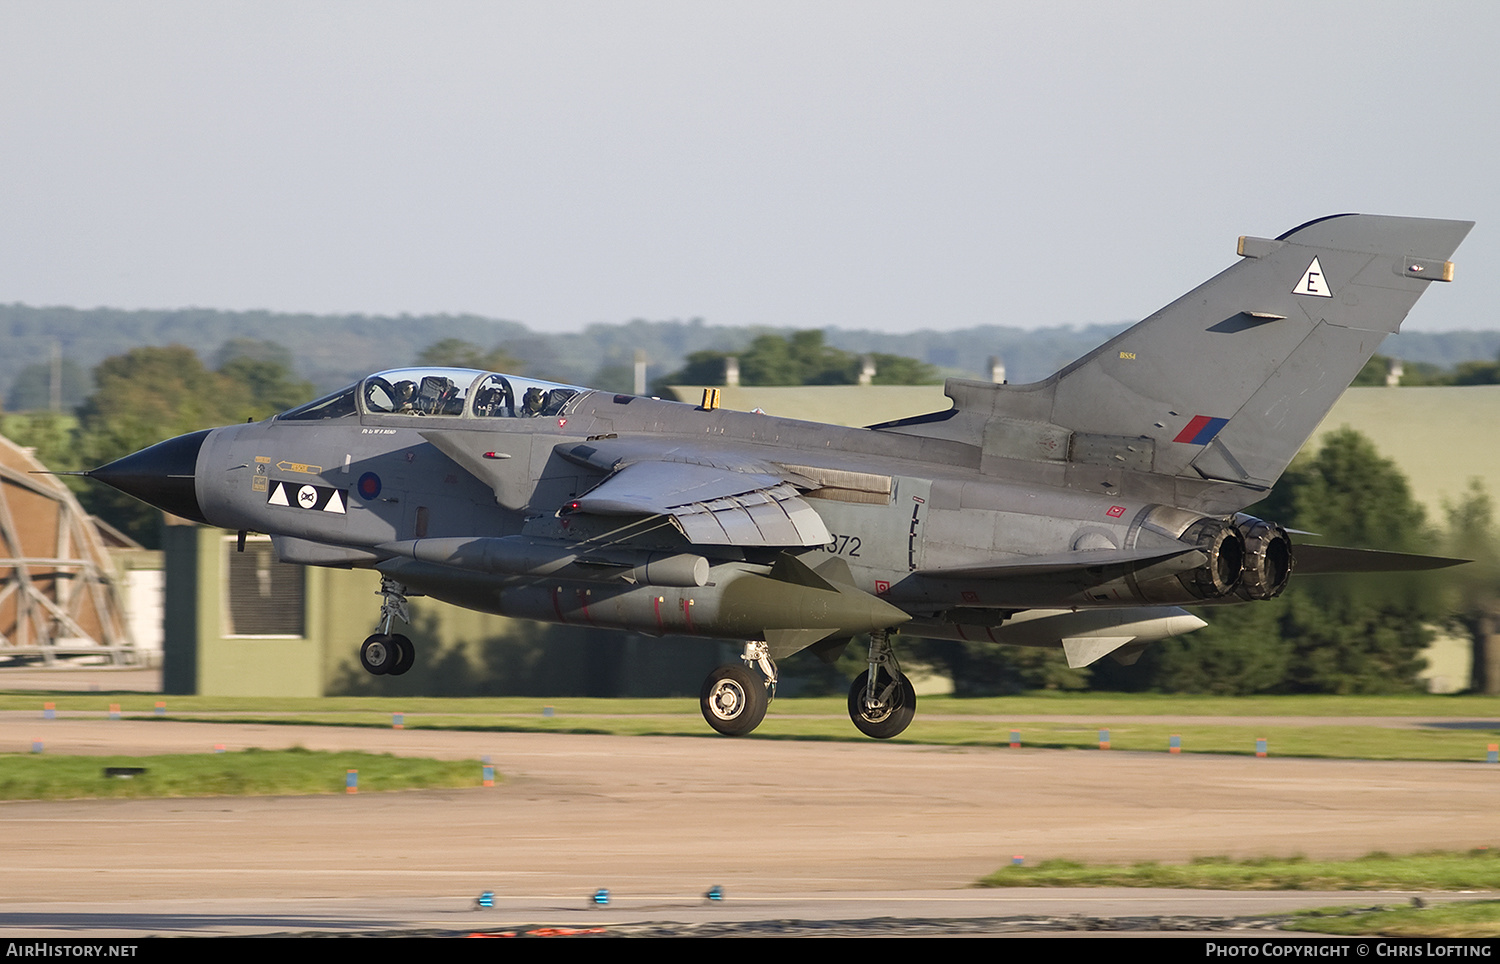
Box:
392;380;418;413
474;382;511;417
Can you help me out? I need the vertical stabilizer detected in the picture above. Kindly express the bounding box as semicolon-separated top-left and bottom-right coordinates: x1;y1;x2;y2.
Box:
1049;214;1471;487
904;215;1472;500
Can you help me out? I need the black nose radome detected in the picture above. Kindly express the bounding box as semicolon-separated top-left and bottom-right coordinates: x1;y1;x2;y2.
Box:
87;429;211;525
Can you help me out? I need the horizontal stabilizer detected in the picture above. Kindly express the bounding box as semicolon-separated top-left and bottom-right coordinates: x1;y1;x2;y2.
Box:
1293;544;1468;574
901;606;1207;654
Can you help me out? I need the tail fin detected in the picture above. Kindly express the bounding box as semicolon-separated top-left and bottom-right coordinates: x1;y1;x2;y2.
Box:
920;214;1472;503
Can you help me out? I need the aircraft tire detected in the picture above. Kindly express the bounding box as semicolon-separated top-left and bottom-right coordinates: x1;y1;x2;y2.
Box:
848;669;917;739
387;635;415;676
699;665;768;736
359;634;397;676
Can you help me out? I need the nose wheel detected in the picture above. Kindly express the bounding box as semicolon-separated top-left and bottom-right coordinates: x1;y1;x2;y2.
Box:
360;576;415;677
360;633;414;676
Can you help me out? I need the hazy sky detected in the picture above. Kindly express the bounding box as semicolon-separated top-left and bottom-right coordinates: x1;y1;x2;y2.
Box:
2;2;1497;334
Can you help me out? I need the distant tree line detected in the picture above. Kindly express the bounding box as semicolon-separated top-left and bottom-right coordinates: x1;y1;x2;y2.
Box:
6;301;1500;406
655;330;941;390
1353;352;1500;386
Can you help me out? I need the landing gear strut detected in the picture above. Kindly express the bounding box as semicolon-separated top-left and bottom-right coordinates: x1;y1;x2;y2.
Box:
700;641;776;736
360;576;415;677
848;629;916;739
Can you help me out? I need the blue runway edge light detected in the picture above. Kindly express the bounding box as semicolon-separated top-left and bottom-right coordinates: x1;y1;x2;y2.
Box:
591;888;610;906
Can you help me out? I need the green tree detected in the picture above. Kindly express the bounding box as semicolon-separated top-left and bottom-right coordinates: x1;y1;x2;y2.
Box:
212;337;295;369
74;344;315;542
1451;356;1500;385
0;411;82;472
77;347;242;452
215;339;315;416
662;348;741;387
898;635;1089;696
1351;354;1396;387
1258;427;1429;553
1442;480;1500;692
1279;591;1432;694
1349;354;1459;387
740;331;849;385
1130;602;1293;695
1268;429;1437;691
866;352;942;386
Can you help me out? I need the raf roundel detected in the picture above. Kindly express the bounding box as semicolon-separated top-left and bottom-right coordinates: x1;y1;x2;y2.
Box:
357;472;382;501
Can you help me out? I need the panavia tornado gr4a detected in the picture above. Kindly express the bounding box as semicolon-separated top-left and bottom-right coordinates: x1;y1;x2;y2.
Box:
87;214;1471;738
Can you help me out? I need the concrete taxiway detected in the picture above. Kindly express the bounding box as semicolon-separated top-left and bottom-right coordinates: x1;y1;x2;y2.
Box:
1;717;1497;936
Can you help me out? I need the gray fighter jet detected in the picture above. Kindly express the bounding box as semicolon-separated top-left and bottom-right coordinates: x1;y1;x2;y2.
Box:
86;213;1472;737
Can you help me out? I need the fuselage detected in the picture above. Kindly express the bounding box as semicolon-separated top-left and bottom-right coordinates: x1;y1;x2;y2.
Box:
80;212;1471;737
119;367;1240;644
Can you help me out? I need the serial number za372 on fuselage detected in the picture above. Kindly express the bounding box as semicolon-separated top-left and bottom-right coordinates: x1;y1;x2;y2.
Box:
88;214;1472;738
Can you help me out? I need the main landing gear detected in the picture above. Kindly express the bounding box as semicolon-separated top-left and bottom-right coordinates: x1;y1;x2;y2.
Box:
360;576;415;677
700;641;777;736
699;632;917;740
847;629;916;739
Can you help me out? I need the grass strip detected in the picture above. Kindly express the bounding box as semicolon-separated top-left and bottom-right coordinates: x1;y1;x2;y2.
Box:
108;713;1500;762
9;692;1500;762
0;747;485;800
1285;901;1500;938
982;849;1500;891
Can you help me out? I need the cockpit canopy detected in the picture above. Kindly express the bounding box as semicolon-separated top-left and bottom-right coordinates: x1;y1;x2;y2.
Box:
278;368;588;421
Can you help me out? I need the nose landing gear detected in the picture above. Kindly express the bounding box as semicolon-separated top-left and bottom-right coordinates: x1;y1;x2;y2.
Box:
359;576;415;677
359;632;414;676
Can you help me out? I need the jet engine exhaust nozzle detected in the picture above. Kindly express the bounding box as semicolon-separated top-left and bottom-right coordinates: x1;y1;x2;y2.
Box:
1236;517;1293;601
1179;518;1245;599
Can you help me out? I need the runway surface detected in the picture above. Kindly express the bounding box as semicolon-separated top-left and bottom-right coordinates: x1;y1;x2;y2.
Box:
2;716;1497;937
